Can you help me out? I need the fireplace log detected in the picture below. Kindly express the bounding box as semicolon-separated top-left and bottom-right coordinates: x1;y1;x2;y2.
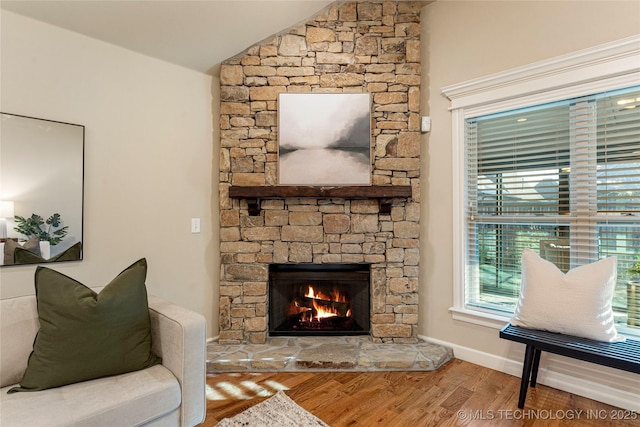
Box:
297;316;354;329
292;296;350;317
288;312;355;330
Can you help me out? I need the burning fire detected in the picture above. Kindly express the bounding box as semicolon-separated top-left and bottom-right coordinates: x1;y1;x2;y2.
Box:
312;299;337;319
293;284;352;321
305;285;347;303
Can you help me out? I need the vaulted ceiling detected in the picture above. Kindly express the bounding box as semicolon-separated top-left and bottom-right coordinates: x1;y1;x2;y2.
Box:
0;0;334;75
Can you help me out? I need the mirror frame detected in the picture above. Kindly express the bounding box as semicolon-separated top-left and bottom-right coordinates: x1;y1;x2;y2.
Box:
1;112;84;267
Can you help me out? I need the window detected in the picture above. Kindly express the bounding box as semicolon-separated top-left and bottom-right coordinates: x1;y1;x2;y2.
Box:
443;36;640;334
466;86;640;322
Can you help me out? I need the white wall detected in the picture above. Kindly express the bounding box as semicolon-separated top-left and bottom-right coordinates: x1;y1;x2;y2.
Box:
420;0;640;410
0;10;219;337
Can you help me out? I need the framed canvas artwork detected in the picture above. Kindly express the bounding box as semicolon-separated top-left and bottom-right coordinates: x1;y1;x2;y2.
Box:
278;93;371;185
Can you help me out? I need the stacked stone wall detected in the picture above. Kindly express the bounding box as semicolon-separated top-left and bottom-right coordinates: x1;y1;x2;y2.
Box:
219;1;422;344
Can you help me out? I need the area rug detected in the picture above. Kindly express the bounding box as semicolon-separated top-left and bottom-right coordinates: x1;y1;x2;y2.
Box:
216;390;329;427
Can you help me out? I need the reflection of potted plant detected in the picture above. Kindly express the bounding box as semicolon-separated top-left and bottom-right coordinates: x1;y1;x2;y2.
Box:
627;257;640;328
13;213;68;246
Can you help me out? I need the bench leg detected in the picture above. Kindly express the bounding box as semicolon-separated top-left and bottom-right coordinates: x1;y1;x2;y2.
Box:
518;345;536;409
530;348;542;387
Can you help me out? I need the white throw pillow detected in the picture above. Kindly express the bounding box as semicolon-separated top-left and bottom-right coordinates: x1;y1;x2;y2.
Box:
511;248;625;342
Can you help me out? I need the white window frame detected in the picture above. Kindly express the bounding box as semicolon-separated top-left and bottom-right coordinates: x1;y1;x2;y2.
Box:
442;35;640;330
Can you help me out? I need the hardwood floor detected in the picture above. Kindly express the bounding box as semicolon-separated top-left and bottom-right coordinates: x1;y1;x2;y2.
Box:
200;359;638;426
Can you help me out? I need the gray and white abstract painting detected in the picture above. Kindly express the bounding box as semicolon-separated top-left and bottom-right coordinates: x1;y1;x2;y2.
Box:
278;93;371;185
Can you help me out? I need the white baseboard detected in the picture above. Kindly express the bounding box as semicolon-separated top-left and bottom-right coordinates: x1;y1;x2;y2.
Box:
420;335;640;412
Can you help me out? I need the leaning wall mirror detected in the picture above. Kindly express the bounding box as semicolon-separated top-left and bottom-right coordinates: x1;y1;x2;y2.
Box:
0;113;84;266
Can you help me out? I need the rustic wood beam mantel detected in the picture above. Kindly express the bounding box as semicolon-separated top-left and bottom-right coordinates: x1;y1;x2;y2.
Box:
228;185;412;199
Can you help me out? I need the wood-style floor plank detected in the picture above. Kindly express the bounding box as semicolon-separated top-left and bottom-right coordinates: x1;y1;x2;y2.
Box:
200;359;638;426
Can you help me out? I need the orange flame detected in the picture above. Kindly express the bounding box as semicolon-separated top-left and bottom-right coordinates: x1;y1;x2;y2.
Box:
305;285;347;303
305;284;347;320
312;298;338;319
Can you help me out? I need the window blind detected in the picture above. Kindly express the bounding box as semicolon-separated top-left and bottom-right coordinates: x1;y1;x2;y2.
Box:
464;86;640;320
596;87;640;289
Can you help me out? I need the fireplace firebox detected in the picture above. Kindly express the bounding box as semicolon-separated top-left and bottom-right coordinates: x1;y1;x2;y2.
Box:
269;264;370;336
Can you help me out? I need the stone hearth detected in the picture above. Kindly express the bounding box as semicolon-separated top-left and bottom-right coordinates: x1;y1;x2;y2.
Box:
207;337;453;373
218;1;423;344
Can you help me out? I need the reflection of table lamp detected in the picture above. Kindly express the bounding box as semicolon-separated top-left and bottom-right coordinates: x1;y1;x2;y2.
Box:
0;201;15;240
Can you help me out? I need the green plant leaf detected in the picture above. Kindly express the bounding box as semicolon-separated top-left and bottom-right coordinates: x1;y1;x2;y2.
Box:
13;213;68;245
46;213;62;227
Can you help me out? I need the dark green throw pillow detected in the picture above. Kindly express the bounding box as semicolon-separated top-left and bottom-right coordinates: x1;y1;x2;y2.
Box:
8;258;161;393
13;242;82;265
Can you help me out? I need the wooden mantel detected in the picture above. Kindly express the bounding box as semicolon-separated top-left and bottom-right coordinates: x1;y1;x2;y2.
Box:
228;185;412;199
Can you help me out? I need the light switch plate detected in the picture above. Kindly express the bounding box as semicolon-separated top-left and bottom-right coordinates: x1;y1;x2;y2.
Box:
191;218;201;233
421;116;431;133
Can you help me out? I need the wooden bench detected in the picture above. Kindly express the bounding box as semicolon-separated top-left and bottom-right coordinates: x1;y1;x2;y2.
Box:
499;323;640;408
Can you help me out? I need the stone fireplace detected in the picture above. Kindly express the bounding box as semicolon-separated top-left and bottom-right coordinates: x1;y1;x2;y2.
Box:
218;1;422;344
269;263;371;336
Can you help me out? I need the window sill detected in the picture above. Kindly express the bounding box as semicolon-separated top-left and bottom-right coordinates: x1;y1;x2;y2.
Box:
449;306;511;330
617;324;640;339
450;306;640;339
